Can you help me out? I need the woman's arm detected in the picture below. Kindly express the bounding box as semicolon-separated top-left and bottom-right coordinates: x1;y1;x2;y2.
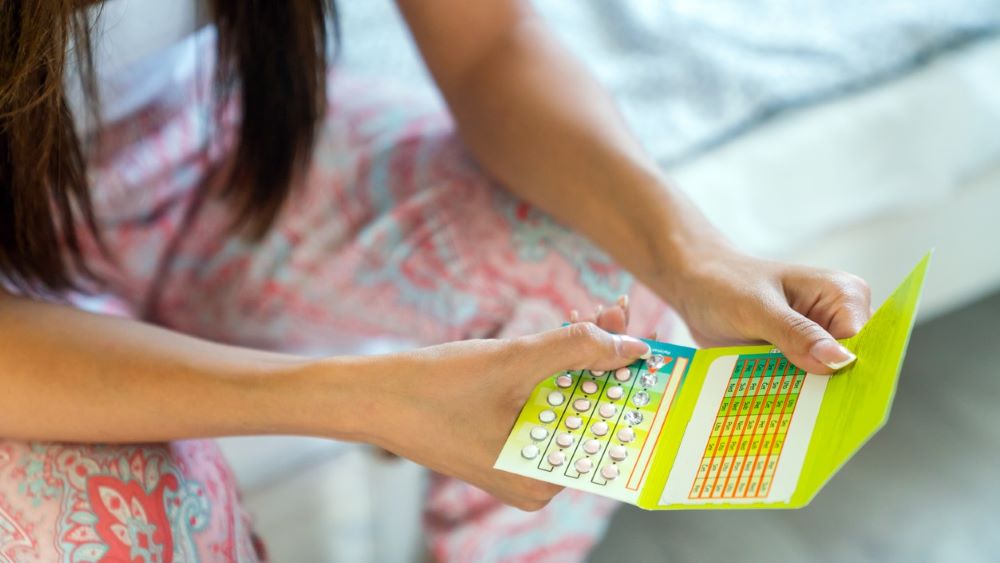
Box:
0;289;365;442
398;0;871;374
0;289;646;510
397;1;709;285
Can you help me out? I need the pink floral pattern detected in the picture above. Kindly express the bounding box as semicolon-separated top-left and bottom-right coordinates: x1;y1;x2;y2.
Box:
0;441;258;562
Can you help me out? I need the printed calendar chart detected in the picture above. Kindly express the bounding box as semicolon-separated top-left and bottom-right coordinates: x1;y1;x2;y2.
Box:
689;356;807;501
496;252;932;510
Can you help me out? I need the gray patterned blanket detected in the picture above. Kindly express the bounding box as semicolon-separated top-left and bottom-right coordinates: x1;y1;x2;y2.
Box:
339;0;1000;166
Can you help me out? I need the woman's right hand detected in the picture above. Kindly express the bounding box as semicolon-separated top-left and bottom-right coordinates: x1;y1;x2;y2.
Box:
366;321;650;511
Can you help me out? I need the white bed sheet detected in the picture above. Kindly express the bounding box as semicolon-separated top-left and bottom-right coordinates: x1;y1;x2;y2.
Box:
673;37;1000;318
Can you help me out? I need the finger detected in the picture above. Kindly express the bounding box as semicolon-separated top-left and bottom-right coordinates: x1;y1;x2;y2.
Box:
569;309;580;323
826;301;870;339
617;294;630;327
825;275;872;338
756;303;856;375
531;322;651;373
596;304;627;334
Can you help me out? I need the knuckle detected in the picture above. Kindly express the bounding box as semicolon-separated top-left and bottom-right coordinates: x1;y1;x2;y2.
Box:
780;312;825;350
830;271;870;300
566;321;603;347
847;273;872;299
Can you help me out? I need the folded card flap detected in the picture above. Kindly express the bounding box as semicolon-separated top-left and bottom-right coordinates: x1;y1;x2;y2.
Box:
791;252;931;505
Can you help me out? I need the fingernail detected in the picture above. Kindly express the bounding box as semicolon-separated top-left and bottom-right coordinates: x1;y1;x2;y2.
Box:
569;309;579;323
617;335;651;359
810;339;857;370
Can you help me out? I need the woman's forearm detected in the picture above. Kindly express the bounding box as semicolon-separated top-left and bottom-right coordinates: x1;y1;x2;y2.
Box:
427;16;731;300
0;291;370;443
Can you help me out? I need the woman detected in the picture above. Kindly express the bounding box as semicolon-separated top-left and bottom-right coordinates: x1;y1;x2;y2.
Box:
0;0;870;560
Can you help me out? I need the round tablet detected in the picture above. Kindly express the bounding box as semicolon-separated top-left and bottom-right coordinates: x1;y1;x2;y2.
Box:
624;410;643;426
590;369;606;376
609;445;628;462
606;386;624;400
591;421;609;436
556;433;575;448
601;464;619;480
574;458;593;474
565;416;582;430
617;427;635;443
598;404;617;419
632;391;651;407
581;380;599;394
547;391;565;406
547;450;565;466
539;410;556;424
530;427;548;441
521;444;539;459
573;398;591;412
583;439;602;455
614;367;632;382
555;374;573;388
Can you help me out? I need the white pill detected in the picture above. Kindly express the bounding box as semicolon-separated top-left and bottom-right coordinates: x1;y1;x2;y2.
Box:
599;404;617;419
583;439;602;455
547;391;565;406
609;445;628;462
617;427;636;443
521;444;539;459
573;398;591;412
614;367;632;382
581;380;599;394
548;450;565;466
530;427;548;441
575;458;593;474
565;416;582;430
601;464;620;480
556;433;575;448
607;386;624;400
539;410;556;424
590;370;606;376
556;375;573;388
591;421;609;437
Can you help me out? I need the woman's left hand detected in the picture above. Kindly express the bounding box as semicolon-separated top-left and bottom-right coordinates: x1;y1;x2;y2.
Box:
663;247;871;375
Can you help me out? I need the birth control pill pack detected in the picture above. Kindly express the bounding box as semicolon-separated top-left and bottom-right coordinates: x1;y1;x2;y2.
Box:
495;254;931;510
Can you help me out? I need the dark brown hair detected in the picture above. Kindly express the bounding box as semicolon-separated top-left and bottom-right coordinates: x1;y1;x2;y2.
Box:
0;0;336;296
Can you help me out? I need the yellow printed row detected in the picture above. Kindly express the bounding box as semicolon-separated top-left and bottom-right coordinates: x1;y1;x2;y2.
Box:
710;412;794;436
703;431;787;458
695;454;780;480
690;475;775;499
717;392;800;418
723;374;804;397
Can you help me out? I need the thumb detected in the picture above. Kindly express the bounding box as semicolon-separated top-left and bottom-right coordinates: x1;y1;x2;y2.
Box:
530;322;651;374
758;306;857;375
